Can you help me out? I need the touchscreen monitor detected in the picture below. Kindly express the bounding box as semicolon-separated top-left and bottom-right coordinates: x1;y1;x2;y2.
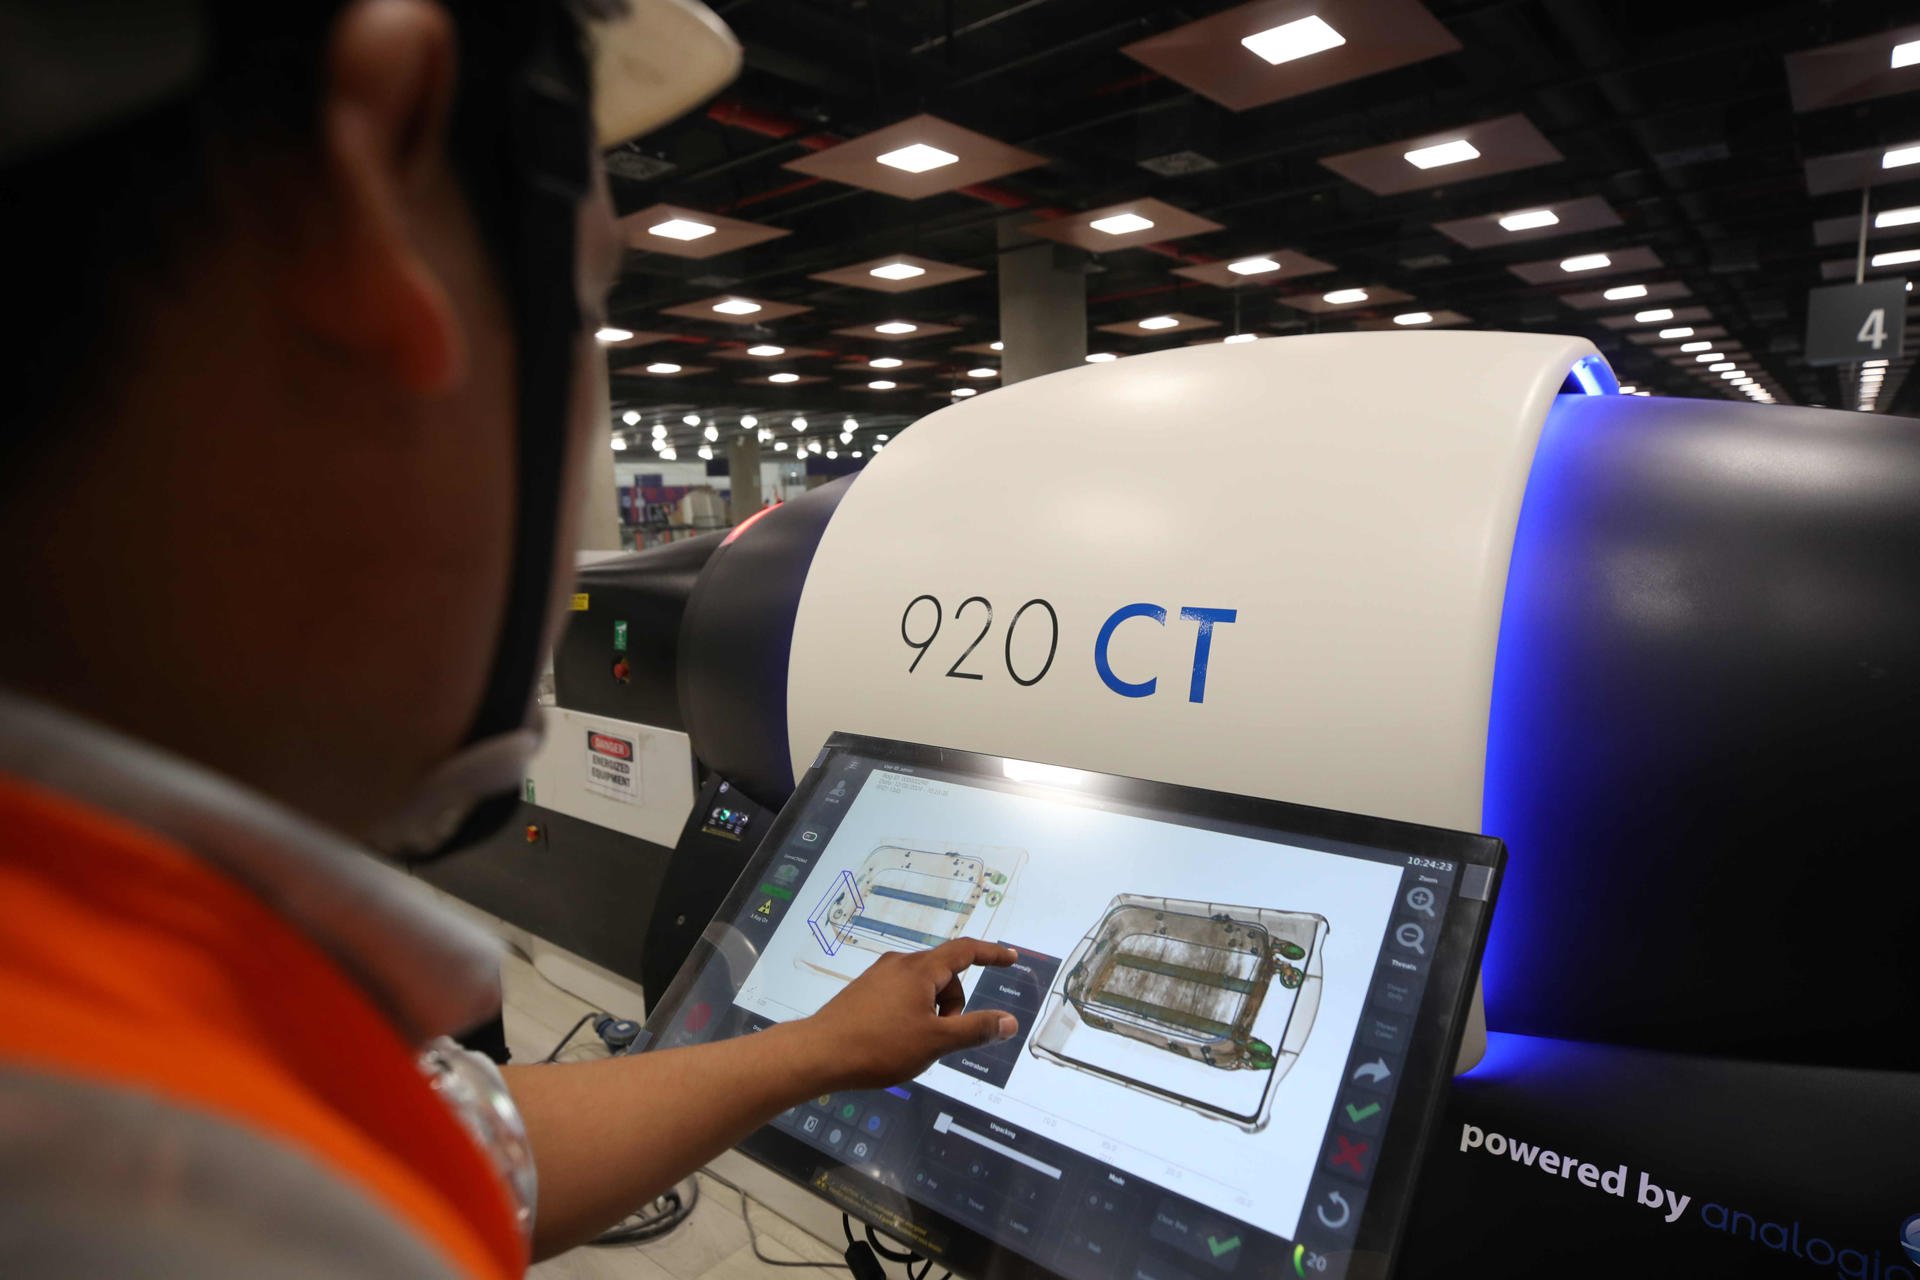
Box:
640;734;1503;1280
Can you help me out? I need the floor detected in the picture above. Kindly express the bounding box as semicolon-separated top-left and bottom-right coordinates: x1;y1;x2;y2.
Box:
500;950;851;1280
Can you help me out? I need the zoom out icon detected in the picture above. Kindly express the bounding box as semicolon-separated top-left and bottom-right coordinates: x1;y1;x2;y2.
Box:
1394;922;1426;955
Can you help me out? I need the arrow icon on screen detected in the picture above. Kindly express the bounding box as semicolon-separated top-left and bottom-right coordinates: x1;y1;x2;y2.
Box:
1352;1058;1391;1084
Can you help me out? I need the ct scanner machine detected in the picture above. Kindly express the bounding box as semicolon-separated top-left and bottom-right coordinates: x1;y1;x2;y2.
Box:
447;331;1920;1277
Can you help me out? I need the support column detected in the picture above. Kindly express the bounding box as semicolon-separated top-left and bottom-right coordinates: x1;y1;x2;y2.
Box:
580;382;623;551
998;215;1087;385
727;432;763;524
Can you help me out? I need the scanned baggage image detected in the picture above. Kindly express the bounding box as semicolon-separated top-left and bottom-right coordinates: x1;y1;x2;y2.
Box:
799;841;1025;982
1030;895;1327;1131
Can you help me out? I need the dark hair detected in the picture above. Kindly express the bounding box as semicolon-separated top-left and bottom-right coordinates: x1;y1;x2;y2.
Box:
0;0;582;481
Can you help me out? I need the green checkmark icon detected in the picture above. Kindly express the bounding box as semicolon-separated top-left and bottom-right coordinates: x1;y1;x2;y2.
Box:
1206;1235;1242;1258
1345;1101;1382;1123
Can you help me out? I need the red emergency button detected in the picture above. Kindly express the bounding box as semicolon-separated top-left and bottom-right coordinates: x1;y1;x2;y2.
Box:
525;825;540;843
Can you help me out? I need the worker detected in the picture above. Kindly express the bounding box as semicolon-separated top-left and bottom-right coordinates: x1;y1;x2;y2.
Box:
0;0;1018;1274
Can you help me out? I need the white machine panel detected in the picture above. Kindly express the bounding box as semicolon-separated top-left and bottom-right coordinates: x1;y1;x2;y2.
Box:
524;706;696;847
786;331;1607;835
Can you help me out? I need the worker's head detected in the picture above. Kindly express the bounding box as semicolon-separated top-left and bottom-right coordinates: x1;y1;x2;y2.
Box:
0;1;734;844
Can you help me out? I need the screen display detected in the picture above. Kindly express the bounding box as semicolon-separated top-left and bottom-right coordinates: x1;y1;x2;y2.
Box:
646;738;1499;1280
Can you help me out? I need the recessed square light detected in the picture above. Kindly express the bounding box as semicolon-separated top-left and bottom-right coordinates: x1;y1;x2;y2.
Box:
746;344;784;357
868;380;898;389
1090;212;1156;235
768;372;800;383
1085;352;1117;362
1239;15;1346;66
1561;253;1611;272
869;357;904;369
1138;315;1181;329
1882;144;1920;169
1404;139;1480;169
1393;311;1433;325
1870;248;1920;266
1658;326;1694;338
1874;205;1920;228
595;327;635;343
1680;341;1712;352
1603;284;1649;300
1498;209;1560;231
874;321;918;334
649;218;716;241
1227;257;1282;275
869;262;927;280
1323;288;1369;304
1634;308;1674;322
645;362;681;374
1893;38;1920;69
712;298;762;315
876;143;959;173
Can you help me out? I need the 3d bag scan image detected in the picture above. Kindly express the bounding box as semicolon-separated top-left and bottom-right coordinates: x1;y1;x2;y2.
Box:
1031;894;1327;1132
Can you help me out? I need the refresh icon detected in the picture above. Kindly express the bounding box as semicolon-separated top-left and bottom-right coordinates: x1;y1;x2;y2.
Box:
1315;1190;1353;1229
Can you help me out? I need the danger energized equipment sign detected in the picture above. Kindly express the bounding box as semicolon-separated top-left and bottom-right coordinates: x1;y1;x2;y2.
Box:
585;730;639;805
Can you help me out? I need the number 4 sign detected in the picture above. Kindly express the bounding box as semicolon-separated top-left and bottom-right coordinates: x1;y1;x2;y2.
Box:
1804;278;1907;366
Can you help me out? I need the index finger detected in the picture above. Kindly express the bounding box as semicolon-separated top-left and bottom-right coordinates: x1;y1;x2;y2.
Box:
923;937;1018;983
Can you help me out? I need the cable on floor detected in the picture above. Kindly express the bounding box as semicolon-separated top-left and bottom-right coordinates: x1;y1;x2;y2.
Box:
590;1176;699;1247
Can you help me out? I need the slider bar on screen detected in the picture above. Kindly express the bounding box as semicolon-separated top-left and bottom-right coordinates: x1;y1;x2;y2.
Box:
932;1113;1062;1179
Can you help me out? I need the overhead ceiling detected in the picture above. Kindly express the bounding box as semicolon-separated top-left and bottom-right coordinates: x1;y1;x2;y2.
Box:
602;0;1920;458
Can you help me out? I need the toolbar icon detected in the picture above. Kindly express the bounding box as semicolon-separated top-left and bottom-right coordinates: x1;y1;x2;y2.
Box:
1394;921;1426;955
1315;1190;1353;1230
1405;886;1435;917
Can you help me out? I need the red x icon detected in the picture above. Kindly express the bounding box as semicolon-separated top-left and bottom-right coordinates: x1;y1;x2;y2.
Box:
1331;1134;1370;1175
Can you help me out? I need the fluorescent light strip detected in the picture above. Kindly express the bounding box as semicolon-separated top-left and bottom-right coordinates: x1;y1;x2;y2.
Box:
1323;288;1368;304
1658;327;1694;339
1874;205;1920;229
1561;253;1611;272
1138;316;1180;330
645;362;681;374
1870;248;1920;267
712;298;761;314
1393;312;1433;325
595;327;634;343
1635;308;1674;322
1680;341;1712;352
870;262;926;280
1883;143;1920;169
1894;39;1920;69
874;321;917;334
1604;284;1649;300
1228;257;1281;275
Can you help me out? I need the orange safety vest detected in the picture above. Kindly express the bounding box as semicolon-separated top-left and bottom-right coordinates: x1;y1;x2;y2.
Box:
0;773;527;1279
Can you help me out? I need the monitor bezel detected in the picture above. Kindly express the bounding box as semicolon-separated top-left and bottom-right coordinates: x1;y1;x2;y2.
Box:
638;731;1505;1280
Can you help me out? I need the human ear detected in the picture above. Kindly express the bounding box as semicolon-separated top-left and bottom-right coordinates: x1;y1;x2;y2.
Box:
286;0;466;394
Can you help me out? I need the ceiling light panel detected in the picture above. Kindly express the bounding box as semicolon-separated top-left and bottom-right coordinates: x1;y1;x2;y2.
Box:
1240;16;1346;66
1404;139;1481;169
